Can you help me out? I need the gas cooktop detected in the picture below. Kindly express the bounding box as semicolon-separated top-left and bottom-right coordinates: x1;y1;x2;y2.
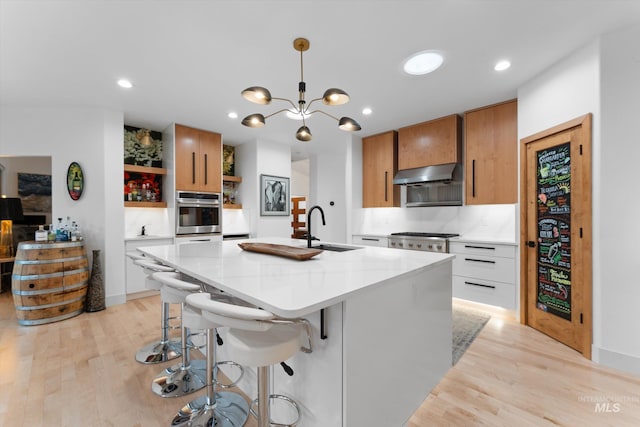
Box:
389;232;459;238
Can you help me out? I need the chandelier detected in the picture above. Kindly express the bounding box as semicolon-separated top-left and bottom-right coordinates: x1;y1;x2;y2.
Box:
241;37;361;142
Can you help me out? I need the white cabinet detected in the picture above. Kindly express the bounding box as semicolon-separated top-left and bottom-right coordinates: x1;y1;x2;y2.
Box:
450;240;517;310
125;237;173;297
352;234;389;247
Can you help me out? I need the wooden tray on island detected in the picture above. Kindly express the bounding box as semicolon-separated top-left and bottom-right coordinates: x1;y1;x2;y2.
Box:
238;242;323;260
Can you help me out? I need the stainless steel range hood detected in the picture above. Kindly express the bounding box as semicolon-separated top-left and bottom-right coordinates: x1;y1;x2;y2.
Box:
393;163;459;185
393;163;463;207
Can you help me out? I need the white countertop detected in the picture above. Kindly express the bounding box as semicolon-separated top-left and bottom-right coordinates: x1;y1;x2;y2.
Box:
138;237;454;318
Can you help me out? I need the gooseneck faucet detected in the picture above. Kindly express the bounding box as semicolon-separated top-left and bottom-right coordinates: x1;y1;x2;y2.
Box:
307;205;326;248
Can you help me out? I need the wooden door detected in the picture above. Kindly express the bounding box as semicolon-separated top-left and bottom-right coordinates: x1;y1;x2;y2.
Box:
465;99;517;205
520;114;592;358
362;131;399;208
175;124;200;191
199;131;222;193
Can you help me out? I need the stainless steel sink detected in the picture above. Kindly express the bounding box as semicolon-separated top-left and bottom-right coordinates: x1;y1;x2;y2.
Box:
312;244;361;252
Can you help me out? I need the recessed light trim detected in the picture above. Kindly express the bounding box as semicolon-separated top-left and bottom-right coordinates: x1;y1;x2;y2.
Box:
403;51;444;75
362;107;372;115
228;112;238;119
117;79;133;88
494;60;511;71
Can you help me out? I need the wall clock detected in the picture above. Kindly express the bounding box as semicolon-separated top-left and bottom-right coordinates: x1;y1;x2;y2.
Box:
67;161;84;200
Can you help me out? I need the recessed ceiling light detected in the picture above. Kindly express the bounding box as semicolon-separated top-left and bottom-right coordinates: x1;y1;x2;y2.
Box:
228;112;238;119
117;79;133;88
362;107;372;115
494;60;511;71
403;51;444;75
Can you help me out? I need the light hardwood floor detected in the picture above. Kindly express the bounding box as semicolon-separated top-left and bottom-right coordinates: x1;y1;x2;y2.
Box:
1;292;639;426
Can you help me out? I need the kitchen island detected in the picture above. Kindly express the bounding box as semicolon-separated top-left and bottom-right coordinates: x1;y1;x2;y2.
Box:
139;237;453;427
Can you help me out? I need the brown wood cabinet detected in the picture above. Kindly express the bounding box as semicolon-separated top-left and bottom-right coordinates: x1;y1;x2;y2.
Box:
362;131;400;208
398;114;462;170
464;99;517;205
175;124;222;193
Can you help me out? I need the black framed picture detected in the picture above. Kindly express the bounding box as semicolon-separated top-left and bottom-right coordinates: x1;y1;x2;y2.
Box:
260;174;290;216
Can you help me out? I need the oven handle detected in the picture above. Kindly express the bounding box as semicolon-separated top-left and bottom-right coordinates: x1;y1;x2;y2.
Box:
176;201;221;207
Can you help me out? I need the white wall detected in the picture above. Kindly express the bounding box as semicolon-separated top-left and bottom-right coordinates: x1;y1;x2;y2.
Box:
597;23;640;373
0;106;126;306
518;23;640;374
291;158;310;198
236;138;291;238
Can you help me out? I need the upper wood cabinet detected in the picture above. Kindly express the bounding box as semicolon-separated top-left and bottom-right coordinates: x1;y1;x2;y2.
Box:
175;124;222;193
362;131;400;208
398;114;462;170
464;99;517;205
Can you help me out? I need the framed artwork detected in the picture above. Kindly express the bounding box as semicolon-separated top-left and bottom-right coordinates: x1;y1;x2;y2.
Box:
260;174;290;216
17;172;52;213
67;162;84;200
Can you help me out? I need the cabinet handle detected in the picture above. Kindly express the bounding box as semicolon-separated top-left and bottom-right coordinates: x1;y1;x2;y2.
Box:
204;153;208;185
464;257;496;264
464;281;496;289
191;152;196;184
472;159;476;198
464;245;495;250
384;171;388;202
362;237;379;242
320;308;328;340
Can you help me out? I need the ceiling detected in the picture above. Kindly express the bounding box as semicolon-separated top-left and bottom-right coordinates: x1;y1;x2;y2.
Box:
2;1;639;158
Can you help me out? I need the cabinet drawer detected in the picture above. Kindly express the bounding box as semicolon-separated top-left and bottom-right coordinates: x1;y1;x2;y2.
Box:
352;235;388;247
449;241;515;258
453;276;516;310
452;254;515;284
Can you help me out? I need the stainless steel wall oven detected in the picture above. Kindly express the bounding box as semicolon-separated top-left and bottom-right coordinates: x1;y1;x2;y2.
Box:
175;191;221;235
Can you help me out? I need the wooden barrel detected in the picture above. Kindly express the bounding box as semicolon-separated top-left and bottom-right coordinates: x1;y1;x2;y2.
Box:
12;241;89;326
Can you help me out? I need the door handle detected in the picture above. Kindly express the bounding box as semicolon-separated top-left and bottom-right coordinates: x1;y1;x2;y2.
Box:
526;240;536;248
472;159;476;198
191;152;196;184
384;171;388;202
204;153;208;185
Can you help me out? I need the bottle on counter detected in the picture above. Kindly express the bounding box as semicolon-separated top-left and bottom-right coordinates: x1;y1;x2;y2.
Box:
47;224;56;242
35;225;47;242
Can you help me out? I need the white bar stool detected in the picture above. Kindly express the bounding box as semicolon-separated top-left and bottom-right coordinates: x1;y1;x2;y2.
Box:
171;292;250;427
131;258;182;364
188;292;313;427
151;271;207;398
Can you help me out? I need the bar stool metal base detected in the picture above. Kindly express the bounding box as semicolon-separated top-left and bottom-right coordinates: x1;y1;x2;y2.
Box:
135;338;182;364
250;394;301;427
170;391;250;427
151;359;207;398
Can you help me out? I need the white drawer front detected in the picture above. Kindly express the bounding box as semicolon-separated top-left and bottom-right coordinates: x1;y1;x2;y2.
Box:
352;235;389;247
453;276;516;310
449;241;516;258
452;254;515;284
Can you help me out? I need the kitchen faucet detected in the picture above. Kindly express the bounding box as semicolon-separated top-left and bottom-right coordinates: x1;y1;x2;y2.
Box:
307;205;326;248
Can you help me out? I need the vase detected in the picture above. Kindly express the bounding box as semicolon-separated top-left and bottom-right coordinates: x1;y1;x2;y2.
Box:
85;249;106;312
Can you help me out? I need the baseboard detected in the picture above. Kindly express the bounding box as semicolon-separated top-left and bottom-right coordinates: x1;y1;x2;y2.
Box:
592;345;640;376
126;289;159;301
106;294;127;307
